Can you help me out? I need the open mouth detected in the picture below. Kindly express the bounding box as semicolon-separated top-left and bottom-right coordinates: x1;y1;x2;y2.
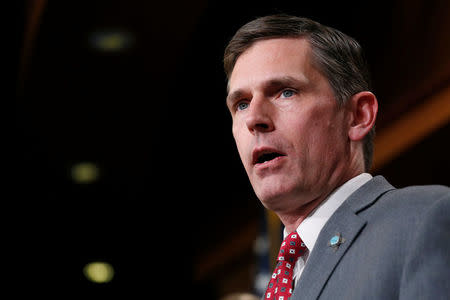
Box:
255;151;286;164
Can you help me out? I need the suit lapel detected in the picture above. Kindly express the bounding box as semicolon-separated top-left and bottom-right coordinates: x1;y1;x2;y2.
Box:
292;176;395;300
292;204;366;300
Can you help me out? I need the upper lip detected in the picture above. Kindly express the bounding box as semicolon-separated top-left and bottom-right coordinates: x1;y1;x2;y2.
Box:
252;147;286;165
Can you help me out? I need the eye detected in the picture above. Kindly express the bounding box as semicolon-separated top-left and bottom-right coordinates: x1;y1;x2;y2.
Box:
280;89;295;98
236;101;249;111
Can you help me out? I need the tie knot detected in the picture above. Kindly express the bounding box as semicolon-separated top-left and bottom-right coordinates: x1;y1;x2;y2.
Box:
277;231;307;263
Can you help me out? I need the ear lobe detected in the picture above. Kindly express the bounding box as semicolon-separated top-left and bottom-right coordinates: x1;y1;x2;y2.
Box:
348;91;378;141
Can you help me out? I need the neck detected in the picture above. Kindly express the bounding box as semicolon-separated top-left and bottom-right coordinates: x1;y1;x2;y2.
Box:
278;168;363;234
278;193;328;233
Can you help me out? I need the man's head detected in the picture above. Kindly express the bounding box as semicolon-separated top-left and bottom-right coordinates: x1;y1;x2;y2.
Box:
225;14;375;170
224;15;377;214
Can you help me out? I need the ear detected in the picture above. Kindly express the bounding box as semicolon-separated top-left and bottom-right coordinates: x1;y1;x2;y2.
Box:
347;91;378;141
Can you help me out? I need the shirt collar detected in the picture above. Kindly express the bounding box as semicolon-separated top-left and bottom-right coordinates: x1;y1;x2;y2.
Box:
284;173;372;251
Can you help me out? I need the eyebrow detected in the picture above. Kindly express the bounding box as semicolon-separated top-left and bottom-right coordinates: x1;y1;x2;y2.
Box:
226;75;306;106
226;89;245;107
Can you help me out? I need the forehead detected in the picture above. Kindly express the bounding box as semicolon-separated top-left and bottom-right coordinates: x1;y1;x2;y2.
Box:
228;37;315;92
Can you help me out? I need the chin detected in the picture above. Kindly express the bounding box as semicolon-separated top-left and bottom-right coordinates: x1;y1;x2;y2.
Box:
255;184;295;210
254;178;313;212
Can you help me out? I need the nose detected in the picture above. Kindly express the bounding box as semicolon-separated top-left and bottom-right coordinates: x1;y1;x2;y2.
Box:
245;97;275;134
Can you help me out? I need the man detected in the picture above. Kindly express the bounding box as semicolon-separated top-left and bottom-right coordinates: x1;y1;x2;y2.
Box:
224;14;450;299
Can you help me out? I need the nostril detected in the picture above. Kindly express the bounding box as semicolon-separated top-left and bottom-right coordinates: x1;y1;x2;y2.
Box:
256;123;269;129
249;121;273;133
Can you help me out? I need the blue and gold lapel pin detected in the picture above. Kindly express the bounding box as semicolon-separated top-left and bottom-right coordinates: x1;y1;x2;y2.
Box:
328;233;345;251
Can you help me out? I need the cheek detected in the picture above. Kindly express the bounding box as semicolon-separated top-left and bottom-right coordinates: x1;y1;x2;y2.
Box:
309;120;348;162
232;125;251;165
287;112;343;159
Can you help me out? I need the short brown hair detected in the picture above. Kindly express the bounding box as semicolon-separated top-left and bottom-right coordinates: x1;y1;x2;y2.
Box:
224;14;375;171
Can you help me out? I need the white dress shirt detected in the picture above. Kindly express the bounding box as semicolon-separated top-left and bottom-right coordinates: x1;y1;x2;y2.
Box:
283;173;373;286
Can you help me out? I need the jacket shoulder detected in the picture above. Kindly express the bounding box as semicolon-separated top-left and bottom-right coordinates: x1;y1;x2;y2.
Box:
359;180;450;227
382;183;450;210
393;183;450;198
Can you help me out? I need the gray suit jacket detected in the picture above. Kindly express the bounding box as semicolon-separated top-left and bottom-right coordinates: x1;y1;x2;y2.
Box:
292;176;450;300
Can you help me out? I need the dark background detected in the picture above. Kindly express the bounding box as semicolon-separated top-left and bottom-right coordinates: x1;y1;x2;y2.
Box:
15;0;449;298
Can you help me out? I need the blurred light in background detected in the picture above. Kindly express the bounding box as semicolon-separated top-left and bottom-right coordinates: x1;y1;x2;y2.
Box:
220;293;259;300
89;29;135;52
83;261;115;283
71;162;100;184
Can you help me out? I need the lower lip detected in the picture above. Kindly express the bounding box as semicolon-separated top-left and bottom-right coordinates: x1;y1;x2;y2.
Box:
254;156;286;170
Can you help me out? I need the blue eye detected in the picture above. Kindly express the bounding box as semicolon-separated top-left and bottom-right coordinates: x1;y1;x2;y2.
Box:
237;102;249;111
281;90;295;98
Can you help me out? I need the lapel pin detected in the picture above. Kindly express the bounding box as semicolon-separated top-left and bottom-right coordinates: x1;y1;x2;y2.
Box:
328;233;345;251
